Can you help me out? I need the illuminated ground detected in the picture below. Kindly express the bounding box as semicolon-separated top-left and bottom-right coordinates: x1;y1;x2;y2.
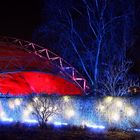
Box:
0;96;139;129
0;124;139;140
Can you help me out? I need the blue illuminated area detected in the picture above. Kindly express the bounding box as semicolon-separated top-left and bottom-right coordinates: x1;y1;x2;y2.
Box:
0;97;106;131
0;96;139;130
53;122;68;126
133;129;140;132
86;123;105;129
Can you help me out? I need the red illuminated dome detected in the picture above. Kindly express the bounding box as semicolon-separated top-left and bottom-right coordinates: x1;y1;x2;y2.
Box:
0;36;89;96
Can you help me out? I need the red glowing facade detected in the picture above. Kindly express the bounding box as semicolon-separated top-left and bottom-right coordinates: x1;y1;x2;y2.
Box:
0;36;89;96
0;72;81;95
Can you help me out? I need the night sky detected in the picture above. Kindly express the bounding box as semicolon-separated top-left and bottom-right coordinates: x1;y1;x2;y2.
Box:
0;0;42;40
0;0;139;75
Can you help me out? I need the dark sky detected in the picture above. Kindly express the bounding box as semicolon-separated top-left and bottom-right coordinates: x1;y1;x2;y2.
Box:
0;0;139;75
0;0;42;40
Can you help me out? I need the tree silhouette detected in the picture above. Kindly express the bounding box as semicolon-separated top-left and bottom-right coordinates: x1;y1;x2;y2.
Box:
29;95;63;128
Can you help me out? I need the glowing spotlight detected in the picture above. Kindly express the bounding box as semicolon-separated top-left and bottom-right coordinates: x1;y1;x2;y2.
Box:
23;110;30;118
0;111;6;118
54;122;68;126
48;116;53;122
126;107;135;117
81;120;88;127
63;96;70;102
116;100;123;107
104;96;113;103
33;97;38;102
27;105;33;112
86;123;105;129
98;104;105;112
40;107;44;112
65;109;75;118
24;119;38;124
49;107;53;111
134;88;137;93
53;106;57;111
15;98;21;106
111;113;120;121
133;129;140;132
9;101;15;109
1;118;13;122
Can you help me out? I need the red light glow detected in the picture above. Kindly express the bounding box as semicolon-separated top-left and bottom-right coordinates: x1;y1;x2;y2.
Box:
0;72;82;96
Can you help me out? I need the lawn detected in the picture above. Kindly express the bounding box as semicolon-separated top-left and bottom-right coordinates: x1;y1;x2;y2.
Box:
0;123;139;140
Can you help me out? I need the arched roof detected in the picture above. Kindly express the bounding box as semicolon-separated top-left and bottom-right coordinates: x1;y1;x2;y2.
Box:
0;36;89;96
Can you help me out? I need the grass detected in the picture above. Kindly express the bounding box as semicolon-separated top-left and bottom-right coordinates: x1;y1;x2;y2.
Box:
0;123;139;140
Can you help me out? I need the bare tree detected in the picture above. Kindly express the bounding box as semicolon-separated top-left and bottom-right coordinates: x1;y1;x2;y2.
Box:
66;0;135;89
29;95;63;128
33;0;135;95
96;60;138;96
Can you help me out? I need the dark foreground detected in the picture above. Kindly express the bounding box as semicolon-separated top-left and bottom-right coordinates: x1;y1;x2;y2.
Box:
0;123;140;140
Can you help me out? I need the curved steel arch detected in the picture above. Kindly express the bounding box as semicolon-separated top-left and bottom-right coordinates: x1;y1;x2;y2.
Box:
0;36;90;94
